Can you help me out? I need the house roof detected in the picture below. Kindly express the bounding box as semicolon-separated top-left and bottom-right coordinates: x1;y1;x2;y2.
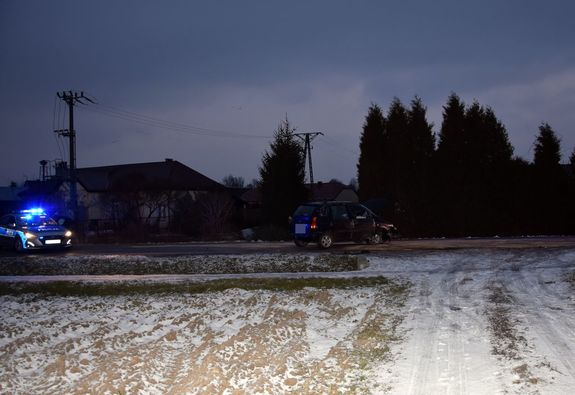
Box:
75;159;223;192
307;181;356;201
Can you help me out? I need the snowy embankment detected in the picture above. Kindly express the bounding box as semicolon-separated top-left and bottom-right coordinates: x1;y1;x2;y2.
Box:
0;254;364;276
1;249;575;394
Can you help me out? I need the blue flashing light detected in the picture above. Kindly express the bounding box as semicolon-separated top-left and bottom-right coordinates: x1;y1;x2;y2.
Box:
21;208;46;215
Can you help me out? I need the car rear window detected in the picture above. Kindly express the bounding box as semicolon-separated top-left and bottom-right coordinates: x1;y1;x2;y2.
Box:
294;205;318;216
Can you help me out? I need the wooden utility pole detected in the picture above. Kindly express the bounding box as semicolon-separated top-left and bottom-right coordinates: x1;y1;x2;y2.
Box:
55;91;94;220
294;132;323;185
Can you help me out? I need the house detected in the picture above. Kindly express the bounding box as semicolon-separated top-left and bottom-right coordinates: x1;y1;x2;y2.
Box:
55;159;224;232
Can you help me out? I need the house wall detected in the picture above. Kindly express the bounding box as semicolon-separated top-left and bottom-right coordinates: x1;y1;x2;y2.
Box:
74;186;209;232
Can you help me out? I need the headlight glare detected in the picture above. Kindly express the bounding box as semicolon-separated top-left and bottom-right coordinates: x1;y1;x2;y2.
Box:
65;230;72;237
25;232;36;239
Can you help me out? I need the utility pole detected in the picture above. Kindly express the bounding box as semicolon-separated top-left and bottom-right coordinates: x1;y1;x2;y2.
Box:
294;132;323;185
55;91;94;221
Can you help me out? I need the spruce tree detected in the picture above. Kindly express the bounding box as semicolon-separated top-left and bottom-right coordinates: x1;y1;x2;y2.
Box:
462;102;514;234
435;95;514;236
437;93;466;162
532;123;566;233
404;96;435;235
436;93;466;235
357;104;385;201
259;118;307;227
534;123;561;169
383;98;409;206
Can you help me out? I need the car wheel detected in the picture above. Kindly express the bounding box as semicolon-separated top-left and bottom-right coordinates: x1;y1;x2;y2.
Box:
318;233;333;249
294;239;309;247
14;237;24;252
368;232;382;245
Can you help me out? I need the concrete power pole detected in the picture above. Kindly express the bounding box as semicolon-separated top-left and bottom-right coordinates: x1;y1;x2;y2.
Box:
55;91;94;221
294;132;323;185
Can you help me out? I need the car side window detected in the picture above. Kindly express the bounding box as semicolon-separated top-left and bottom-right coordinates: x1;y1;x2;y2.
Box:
331;205;349;220
317;205;329;217
348;204;369;219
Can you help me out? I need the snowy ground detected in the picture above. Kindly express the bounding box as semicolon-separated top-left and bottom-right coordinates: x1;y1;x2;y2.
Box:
1;248;575;394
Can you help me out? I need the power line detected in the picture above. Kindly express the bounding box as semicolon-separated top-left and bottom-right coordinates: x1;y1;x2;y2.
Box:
77;102;272;140
320;135;360;158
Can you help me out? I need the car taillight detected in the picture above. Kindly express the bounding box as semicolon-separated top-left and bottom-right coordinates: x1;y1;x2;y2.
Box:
310;216;317;230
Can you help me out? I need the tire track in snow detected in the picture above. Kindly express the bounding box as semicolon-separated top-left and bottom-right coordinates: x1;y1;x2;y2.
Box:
510;266;575;384
390;253;502;394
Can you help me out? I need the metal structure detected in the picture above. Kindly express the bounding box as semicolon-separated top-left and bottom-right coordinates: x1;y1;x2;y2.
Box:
55;91;94;220
294;132;323;185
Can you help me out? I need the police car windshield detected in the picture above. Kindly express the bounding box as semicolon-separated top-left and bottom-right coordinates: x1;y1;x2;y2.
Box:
18;215;57;227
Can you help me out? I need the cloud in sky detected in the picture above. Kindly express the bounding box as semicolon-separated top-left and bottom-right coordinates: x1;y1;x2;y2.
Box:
1;0;574;185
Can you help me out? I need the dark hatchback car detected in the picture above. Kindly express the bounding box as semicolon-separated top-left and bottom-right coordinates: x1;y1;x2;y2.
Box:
291;201;395;249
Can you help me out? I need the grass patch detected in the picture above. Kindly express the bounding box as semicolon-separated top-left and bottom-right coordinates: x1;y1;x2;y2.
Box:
0;276;401;297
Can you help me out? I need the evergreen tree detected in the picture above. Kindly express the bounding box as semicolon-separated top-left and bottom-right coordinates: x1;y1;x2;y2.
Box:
383;98;409;209
403;96;435;235
437;93;466;161
259;118;307;226
357;104;385;201
435;93;466;235
534;123;561;169
462;103;513;235
532;123;567;233
435;95;513;236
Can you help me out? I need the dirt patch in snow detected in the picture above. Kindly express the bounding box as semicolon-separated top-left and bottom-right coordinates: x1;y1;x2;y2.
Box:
485;282;527;360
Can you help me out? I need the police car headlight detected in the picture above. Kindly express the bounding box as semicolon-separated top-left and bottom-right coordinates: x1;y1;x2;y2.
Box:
65;230;72;237
25;232;36;239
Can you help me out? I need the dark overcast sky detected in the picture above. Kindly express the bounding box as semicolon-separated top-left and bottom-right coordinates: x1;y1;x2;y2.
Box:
1;0;574;186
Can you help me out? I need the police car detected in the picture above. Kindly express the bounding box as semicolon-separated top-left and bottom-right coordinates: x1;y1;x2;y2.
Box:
0;208;72;251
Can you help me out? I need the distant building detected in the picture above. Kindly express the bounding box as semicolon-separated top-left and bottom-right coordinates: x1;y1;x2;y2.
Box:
307;181;358;202
71;159;224;231
17;159;224;233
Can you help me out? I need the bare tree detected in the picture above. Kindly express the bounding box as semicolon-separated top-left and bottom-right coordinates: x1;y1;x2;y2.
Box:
222;175;245;188
199;192;234;237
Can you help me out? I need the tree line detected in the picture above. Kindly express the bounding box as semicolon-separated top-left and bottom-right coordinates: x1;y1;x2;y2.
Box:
357;94;575;236
256;93;574;237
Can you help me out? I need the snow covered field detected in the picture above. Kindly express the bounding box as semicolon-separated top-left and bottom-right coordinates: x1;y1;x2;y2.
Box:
1;248;575;394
